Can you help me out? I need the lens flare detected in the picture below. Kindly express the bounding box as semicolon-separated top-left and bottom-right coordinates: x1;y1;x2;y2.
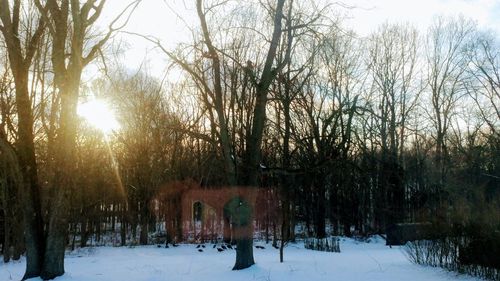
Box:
77;99;120;134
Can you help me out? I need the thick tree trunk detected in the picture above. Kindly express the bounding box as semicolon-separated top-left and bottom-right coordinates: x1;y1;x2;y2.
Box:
0;2;47;278
232;224;255;270
13;79;45;281
41;211;67;279
0;137;24;263
42;151;75;279
41;77;80;279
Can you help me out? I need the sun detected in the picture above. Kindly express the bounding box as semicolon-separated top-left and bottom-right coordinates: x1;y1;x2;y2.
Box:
77;99;120;134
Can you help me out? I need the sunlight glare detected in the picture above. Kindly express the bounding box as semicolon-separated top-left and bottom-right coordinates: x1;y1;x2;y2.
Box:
77;99;120;134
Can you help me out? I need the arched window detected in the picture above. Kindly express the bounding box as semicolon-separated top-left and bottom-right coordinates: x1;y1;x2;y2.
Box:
193;201;203;222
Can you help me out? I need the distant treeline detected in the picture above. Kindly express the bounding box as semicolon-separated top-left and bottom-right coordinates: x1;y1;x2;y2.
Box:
0;0;498;279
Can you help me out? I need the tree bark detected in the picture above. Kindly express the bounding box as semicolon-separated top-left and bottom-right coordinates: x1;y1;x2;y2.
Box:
0;136;24;263
0;2;46;277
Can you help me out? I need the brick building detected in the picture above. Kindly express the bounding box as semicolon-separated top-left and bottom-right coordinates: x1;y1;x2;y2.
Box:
154;181;280;243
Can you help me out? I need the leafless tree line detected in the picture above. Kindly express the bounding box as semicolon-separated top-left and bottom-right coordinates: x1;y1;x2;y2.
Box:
0;0;498;279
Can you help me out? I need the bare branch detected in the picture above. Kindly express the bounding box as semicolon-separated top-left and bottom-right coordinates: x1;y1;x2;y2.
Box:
83;0;142;66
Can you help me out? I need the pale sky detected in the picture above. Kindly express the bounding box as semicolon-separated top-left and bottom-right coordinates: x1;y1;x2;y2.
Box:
96;0;500;77
347;0;500;35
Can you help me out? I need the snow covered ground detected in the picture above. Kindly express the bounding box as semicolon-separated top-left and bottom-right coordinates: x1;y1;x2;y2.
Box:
1;237;480;281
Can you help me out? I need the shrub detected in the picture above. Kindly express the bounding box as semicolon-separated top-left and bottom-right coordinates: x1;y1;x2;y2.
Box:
304;237;340;253
405;225;499;280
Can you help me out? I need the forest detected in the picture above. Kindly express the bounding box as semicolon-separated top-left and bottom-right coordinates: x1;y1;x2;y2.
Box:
0;0;499;280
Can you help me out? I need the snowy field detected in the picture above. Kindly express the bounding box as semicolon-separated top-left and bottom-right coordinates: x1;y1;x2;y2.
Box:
1;238;480;281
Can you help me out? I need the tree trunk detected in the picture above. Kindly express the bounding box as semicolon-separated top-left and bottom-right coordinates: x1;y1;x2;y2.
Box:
13;79;45;281
0;137;24;263
279;200;289;263
236;0;286;270
314;180;326;238
0;3;46;277
120;219;127;247
41;76;80;279
139;203;149;245
232;224;255;270
80;219;88;248
140;221;148;245
4;60;45;281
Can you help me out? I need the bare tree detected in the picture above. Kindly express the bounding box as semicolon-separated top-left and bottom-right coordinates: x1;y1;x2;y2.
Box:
139;0;287;269
110;71;173;245
466;32;500;136
366;23;420;229
32;0;140;278
0;61;24;262
425;16;475;186
0;1;46;278
266;0;328;261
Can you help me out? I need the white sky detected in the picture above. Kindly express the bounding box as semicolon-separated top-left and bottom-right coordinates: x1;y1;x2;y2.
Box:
347;0;500;35
97;0;500;77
